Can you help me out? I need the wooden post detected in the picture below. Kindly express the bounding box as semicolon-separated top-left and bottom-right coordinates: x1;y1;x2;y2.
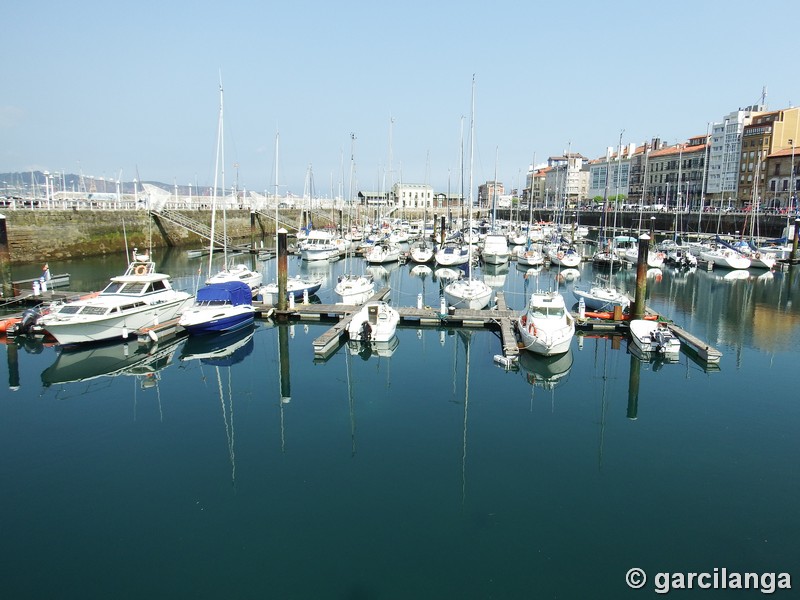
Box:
277;228;288;313
278;323;291;402
631;234;650;320
627;352;640;420
440;215;446;245
0;214;13;299
250;209;256;251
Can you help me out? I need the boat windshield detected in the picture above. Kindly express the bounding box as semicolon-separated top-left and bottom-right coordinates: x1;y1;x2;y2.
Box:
531;305;565;318
102;281;148;295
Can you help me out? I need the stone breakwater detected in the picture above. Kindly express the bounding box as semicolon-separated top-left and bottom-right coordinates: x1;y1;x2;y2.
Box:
1;207;792;264
0;209;300;263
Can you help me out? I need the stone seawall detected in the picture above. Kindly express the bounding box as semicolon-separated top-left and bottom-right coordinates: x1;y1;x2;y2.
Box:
1;209;301;263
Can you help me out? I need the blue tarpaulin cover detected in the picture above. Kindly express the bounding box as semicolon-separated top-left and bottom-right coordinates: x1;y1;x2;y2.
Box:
196;281;252;306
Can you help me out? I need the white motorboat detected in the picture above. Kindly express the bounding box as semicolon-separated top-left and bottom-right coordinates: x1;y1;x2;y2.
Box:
481;233;510;265
347;301;400;343
299;230;342;261
334;274;375;306
178;281;255;335
205;263;263;296
517;289;575;356
258;275;324;305
629;320;681;358
37;250;193;346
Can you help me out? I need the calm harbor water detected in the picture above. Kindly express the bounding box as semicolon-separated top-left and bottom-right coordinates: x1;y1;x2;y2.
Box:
2;246;799;598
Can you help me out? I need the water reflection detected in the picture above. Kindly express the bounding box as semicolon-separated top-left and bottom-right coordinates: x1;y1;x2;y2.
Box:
41;336;182;388
517;347;573;389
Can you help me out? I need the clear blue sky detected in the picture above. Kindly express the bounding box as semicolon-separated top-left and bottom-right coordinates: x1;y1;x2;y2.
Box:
3;0;797;198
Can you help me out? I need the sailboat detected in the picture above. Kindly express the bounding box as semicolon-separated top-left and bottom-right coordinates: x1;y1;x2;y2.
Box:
334;133;375;305
408;199;435;263
481;148;510;265
180;82;255;335
204;80;262;295
443;78;492;310
515;157;545;267
258;132;324;304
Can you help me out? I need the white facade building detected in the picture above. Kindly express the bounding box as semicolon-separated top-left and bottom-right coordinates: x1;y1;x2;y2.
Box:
706;105;763;200
391;182;434;209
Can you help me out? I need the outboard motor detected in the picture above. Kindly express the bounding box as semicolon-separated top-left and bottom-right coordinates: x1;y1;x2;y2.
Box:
653;328;667;353
359;320;373;342
8;307;42;336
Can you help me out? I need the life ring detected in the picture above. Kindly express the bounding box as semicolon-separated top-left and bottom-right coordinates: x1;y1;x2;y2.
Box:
134;265;147;275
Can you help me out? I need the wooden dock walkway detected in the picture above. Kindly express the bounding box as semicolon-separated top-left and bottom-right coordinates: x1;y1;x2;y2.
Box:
667;323;722;364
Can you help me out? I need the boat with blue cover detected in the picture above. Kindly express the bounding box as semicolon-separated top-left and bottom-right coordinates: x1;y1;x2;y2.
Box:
178;280;255;335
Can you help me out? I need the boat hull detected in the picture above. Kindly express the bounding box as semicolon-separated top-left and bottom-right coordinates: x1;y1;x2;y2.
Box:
41;296;192;346
179;306;255;335
443;279;492;310
347;301;399;342
629;320;681;356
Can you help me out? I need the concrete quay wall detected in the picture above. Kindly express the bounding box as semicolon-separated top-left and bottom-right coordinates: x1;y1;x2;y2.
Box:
0;209;299;264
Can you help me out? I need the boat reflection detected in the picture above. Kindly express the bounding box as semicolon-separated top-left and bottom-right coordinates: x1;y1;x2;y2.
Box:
347;334;399;360
179;324;256;365
41;336;182;387
482;261;509;289
517;347;573;389
626;338;679;370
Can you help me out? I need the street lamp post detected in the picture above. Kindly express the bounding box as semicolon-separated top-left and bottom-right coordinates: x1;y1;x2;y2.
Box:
789;139;796;213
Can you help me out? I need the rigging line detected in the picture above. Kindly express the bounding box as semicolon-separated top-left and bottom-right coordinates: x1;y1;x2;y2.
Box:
216;366;235;486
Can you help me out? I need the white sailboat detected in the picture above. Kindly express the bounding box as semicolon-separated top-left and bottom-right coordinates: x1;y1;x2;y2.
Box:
204;80;262;295
444;78;492;311
335;133;375;305
258;132;323;304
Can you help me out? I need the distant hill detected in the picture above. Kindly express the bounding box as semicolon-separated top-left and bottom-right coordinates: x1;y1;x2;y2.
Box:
0;171;196;196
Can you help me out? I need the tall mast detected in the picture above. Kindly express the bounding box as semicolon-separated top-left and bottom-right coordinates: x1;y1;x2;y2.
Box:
208;80;224;279
697;122;710;234
468;76;476;281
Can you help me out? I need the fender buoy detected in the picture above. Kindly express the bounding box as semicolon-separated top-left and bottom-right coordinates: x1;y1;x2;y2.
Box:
134;265;147;275
557;252;564;259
